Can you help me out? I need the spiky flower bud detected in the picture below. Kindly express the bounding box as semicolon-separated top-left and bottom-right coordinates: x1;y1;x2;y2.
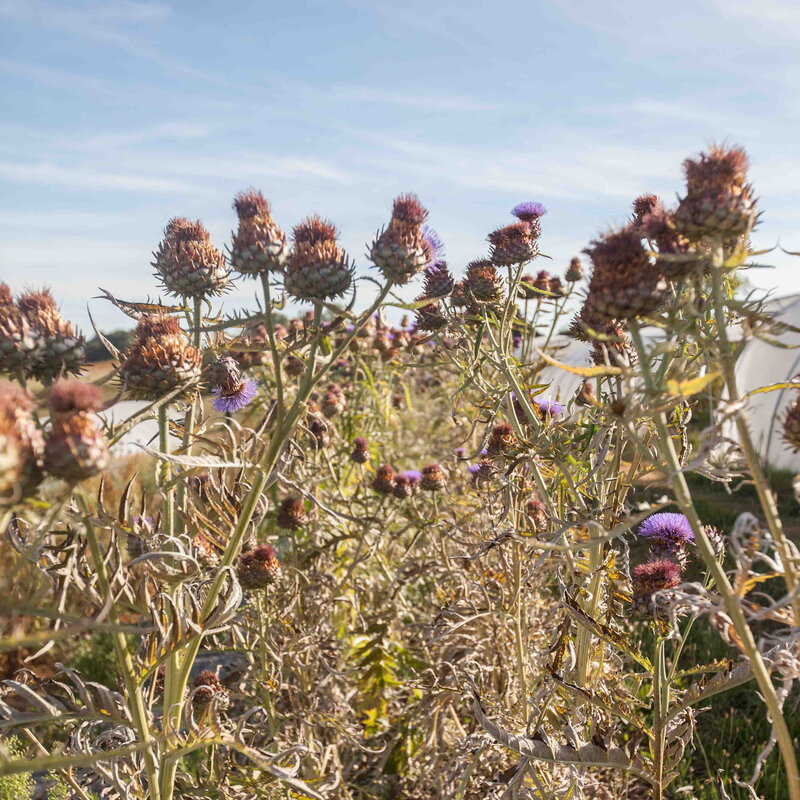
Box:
393;470;422;498
210;355;257;413
584;225;667;321
631;559;682;616
372;464;395;495
783;393;800;452
631;194;664;226
230;189;288;275
276;497;308;530
675;144;757;240
17;289;85;380
192;670;231;712
415;297;448;332
641;208;697;279
0;385;43;506
422;261;455;298
486;422;515;457
192;533;220;568
307;414;329;448
370;194;431;284
565;257;584;283
153;218;230;298
420;463;446;491
0;283;43;377
351;436;369;463
119;315;202;400
43;380;109;482
488;221;539;266
237;544;281;590
285;216;354;301
464;259;504;306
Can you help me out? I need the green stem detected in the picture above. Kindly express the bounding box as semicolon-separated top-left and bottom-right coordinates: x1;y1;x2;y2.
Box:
651;637;668;799
158;405;174;538
260;273;285;425
629;323;800;799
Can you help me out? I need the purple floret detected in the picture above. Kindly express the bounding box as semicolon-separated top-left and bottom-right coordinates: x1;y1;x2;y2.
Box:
468;464;481;475
537;398;564;417
399;469;423;483
512;201;547;221
638;512;694;545
422;226;445;265
212;378;258;413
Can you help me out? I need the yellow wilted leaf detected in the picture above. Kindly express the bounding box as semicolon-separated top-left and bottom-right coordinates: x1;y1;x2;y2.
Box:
666;372;721;397
537;351;622;377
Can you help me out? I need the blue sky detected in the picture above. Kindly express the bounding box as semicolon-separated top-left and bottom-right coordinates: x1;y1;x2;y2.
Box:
1;0;799;332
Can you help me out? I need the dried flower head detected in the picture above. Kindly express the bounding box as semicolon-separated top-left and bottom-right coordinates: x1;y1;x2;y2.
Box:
351;436;369;464
237;544;281;590
286;216;353;300
370;195;431;284
0;283;43;376
488;221;539;266
420;463;446;491
632;559;682;599
631;194;664;225
231;189;288;275
47;378;102;414
393;470;422;498
372;464;395;495
153;218;230;298
584;225;667;321
392;194;429;226
565;257;584;283
276;497;308;530
0;384;43;505
192;670;231;711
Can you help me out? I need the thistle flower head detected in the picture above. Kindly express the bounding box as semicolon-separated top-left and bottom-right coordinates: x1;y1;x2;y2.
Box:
233;189;270;219
392;194;428;225
632;194;664;225
511;201;547;221
632;559;682;595
212;378;257;413
420;463;446;491
292;216;338;246
683;144;749;196
638;512;694;545
165;218;210;244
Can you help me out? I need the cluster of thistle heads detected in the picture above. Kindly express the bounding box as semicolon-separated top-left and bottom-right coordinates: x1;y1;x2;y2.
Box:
631;512;724;617
0;378;109;507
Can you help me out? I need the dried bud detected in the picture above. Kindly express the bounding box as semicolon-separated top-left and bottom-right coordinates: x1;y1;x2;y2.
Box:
486;422;515;457
153;218;230;298
488;221;539;266
393;470;422;498
782;392;800;452
0;384;43;505
192;670;231;711
565;257;584;283
276;497;308;530
525;499;548;533
370;194;430;284
286;216;353;300
631;194;664;226
372;464;395;495
231;189;288;275
631;559;682;616
584;225;667;321
119;315;201;400
351;436;369;463
465;260;504;306
237;545;281;590
420;463;446;491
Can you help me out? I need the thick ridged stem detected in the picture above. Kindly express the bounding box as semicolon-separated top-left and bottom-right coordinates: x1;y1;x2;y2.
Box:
260;274;285;425
158;405;174;538
157;286;392;800
176;296;202;528
651;637;668;800
81;503;161;800
629;323;800;800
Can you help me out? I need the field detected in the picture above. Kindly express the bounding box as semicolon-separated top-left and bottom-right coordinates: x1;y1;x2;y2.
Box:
1;147;799;800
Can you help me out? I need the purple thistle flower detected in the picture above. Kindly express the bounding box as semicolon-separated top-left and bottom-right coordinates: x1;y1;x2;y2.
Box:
454;447;466;458
468;464;481;475
512;201;547;222
422;225;445;266
212;378;258;413
639;512;694;546
399;469;423;484
536;398;564;418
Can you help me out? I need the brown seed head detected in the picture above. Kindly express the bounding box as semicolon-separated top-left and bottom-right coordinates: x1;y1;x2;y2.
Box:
292;215;338;246
391;194;428;225
233;189;270;219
